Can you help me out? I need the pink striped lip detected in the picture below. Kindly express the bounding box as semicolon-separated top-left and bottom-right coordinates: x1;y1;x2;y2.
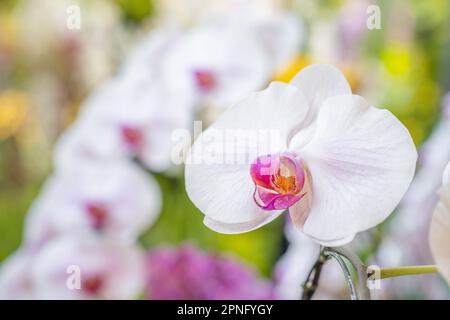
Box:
250;153;306;210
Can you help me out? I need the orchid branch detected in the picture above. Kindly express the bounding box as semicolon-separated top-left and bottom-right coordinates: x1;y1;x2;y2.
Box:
324;246;371;300
301;247;327;300
379;265;438;279
301;246;371;300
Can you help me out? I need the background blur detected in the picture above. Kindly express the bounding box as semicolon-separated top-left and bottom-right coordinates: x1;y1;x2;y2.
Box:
0;0;449;299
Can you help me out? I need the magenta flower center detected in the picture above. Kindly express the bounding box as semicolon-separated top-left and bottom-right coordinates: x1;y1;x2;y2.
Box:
121;125;143;151
250;153;306;211
85;202;109;230
193;70;216;92
82;274;104;296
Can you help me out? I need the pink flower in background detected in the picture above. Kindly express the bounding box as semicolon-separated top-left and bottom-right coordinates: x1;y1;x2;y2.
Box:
24;160;161;248
145;245;276;300
30;235;145;299
186;64;417;246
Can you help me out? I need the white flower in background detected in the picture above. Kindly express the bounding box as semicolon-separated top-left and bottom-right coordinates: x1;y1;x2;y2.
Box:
159;0;303;112
186;64;417;246
24;161;161;248
374;95;450;299
0;250;35;299
430;162;450;284
31;235;145;299
207;0;303;70
161;24;272;110
54;76;192;172
154;0;289;29
119;28;182;87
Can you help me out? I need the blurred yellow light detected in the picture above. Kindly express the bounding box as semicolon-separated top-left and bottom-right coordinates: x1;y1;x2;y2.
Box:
0;91;28;140
273;54;311;83
381;44;412;76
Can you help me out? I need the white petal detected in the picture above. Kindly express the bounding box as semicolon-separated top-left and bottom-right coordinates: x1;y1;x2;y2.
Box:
430;186;450;283
31;234;145;299
24;160;161;247
54;122;125;172
119;28;180;84
0;249;35;299
185;82;310;231
290;64;351;125
212;5;303;69
443;161;450;186
306;234;356;247
203;212;282;234
297;94;417;244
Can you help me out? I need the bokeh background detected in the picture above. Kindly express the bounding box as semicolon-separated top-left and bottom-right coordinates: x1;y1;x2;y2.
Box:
0;0;449;299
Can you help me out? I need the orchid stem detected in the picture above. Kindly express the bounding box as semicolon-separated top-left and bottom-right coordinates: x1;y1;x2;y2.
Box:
323;246;371;300
379;265;438;279
301;247;327;300
301;246;371;300
322;249;358;300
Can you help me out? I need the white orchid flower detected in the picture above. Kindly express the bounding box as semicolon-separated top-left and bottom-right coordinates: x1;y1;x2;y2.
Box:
185;64;417;246
54;76;192;172
24;160;161;248
161;24;272;110
0;249;35;299
430;161;450;283
30;235;145;300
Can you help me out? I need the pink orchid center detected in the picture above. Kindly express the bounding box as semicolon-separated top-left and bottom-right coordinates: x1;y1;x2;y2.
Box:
85;202;109;230
121;125;143;151
82;274;104;296
193;70;216;92
250;153;306;211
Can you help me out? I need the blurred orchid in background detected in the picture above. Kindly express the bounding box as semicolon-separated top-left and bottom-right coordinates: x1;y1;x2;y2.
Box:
24;160;161;249
430;161;450;284
30;235;145;300
0;249;35;299
375;94;450;299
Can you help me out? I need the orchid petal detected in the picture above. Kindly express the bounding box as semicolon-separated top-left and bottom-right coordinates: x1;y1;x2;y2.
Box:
203;212;282;234
443;161;450;186
290;64;351;126
296;94;417;244
430;186;450;283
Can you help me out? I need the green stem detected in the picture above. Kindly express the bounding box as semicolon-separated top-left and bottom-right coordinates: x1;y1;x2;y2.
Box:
380;265;438;279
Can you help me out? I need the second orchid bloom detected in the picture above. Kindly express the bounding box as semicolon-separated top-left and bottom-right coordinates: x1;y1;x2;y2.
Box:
186;64;418;246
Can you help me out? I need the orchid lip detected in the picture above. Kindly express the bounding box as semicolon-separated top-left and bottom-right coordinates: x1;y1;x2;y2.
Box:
250;152;306;211
82;274;104;295
85;202;109;230
193;69;216;92
121;125;143;150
